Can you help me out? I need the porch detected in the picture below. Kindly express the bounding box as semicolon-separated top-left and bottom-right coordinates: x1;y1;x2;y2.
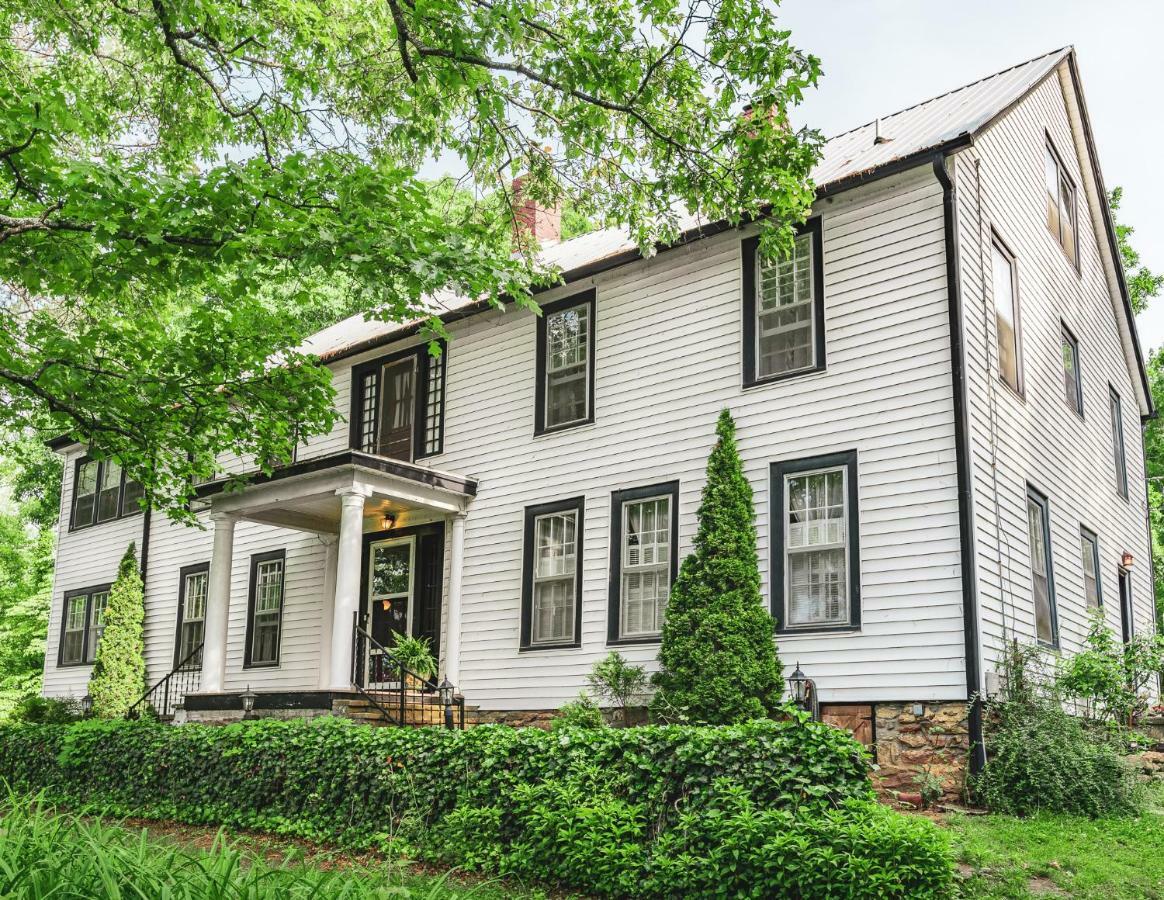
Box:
159;450;477;723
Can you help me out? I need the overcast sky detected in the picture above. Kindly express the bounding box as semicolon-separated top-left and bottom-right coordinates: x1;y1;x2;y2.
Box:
775;0;1163;352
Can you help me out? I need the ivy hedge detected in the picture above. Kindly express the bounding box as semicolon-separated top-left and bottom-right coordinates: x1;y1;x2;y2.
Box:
0;716;954;898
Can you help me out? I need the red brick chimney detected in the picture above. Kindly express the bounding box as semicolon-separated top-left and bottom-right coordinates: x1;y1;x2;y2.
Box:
511;174;561;245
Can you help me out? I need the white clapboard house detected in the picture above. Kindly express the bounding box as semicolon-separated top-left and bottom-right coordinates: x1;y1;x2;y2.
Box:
42;48;1154;763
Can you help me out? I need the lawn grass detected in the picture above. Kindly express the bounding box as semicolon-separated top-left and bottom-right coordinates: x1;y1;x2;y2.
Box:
0;792;552;899
946;781;1164;898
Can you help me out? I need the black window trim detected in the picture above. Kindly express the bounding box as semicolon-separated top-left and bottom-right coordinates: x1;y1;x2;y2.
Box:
1026;484;1060;649
1044;132;1081;272
173;561;210;668
520;496;585;651
607;480;680;646
534;289;597;436
1109;384;1129;501
1118;566;1134;644
347;340;448;461
1060;320;1084;419
56;583;113;667
69;455;144;532
243;548;287;669
742;216;826;388
1079;525;1102;609
770;450;862;634
990;229;1025;399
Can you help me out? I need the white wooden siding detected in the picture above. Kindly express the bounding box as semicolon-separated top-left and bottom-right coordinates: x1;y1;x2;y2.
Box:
955;68;1154;686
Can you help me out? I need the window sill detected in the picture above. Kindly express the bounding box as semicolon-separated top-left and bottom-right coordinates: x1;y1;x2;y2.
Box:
57;660;96;669
519;641;581;653
606;635;662;647
743;364;827;391
68;508;144;534
775;624;861;637
533;418;595;439
243;661;281;670
998;378;1025;404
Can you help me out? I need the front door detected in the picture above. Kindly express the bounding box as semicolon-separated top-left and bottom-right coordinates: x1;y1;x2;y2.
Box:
367;536;415;687
377;357;416;461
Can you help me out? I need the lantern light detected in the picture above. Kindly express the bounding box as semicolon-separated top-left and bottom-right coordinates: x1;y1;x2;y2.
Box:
80;694;93;718
240;685;258;719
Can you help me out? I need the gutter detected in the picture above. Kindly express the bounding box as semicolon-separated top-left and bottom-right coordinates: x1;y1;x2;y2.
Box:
932;152;987;776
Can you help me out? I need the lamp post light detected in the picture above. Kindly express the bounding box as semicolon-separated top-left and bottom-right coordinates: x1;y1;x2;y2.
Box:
240;685;258;720
80;693;93;719
438;677;455;729
786;663;819;721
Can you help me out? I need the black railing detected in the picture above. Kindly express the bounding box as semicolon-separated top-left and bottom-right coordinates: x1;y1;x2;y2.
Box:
351;613;464;728
127;643;204;721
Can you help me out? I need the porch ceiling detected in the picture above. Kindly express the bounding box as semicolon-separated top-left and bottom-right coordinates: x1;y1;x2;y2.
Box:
193;450;476;534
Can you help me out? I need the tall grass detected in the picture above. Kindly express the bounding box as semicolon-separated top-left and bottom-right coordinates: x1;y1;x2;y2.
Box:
0;792;513;899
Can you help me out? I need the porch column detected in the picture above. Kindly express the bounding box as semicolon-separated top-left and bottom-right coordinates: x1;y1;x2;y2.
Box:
329;488;369;690
445;513;467;686
202;512;237;694
316;536;339;690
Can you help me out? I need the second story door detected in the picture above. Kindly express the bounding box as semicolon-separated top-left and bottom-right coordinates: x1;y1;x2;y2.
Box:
377;357;415;461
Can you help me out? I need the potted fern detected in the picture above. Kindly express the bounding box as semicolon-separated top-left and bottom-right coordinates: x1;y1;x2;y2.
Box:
389;632;438;689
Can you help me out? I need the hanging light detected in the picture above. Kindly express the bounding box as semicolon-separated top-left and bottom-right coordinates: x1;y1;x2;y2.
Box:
380;512;397;531
240;685;258;719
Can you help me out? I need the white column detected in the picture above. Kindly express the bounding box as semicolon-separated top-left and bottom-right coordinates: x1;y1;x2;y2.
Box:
444;513;467;686
317;536;339;690
202;512;237;694
329;489;369;690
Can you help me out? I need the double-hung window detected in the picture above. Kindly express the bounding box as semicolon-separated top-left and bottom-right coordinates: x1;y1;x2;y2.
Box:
521;498;584;649
1110;387;1128;499
350;343;446;461
71;457;144;530
742;219;825;386
991;236;1022;395
608;482;679;643
1061;324;1083;416
175;563;209;667
57;585;112;666
535;290;596;434
771;452;861;631
1026;487;1058;647
1045;140;1078;266
1079;528;1102;609
245;550;285;667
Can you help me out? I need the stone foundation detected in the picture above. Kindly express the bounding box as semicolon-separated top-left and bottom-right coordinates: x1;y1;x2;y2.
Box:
872;701;970;806
175;706;333;725
469;708;560;729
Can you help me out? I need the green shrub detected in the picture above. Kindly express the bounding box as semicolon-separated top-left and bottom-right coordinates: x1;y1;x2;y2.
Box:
550;693;606;730
652;409;783;724
7;694;81;724
587;651;648;725
1055;611;1164;725
87;544;146;719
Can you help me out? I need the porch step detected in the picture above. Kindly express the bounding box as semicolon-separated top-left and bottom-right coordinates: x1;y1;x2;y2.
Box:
339;695;479;728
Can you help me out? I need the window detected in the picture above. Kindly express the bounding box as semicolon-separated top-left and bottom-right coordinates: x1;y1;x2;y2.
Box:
771;451;861;632
742;219;825;386
1118;568;1133;644
57;585;112;666
1061;324;1083;416
1026;487;1058;647
70;456;144;530
991;237;1022;394
535;290;596;434
1110;387;1128;499
245;550;285;667
175;563;209;667
521;497;584;649
608;482;679;643
1079;529;1101;609
350;343;446;461
1045;140;1078;266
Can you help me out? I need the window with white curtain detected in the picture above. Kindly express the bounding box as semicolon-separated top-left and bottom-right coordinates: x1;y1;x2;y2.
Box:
785;468;848;626
85;590;110;661
246;552;285;666
619;495;672;638
757;231;816;379
178;566;209;666
532;510;579;645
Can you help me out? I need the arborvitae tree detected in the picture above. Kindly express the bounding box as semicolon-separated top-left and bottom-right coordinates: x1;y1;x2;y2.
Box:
88;543;146;719
651;409;783;724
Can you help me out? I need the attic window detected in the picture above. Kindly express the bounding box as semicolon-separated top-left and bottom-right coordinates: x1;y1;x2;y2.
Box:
1045;140;1078;267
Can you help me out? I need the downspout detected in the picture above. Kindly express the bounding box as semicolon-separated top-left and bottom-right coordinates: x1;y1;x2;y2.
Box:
932;152;987;775
139;506;152;586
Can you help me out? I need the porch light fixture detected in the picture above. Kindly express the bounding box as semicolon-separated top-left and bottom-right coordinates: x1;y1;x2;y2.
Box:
1122;550;1135;569
786;663;819;721
240;685;258;720
439;677;455;729
80;693;93;718
380;512;397;531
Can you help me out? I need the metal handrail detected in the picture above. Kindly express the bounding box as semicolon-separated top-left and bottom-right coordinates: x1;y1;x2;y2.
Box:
127;642;204;720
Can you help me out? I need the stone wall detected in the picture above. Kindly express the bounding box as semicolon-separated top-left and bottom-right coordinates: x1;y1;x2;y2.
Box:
469;708;559;729
873;701;970;806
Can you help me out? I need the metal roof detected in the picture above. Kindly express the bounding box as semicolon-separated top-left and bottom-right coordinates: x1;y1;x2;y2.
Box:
304;48;1072;363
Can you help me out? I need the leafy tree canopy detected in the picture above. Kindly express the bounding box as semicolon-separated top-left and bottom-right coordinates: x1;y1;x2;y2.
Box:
0;0;822;522
1110;187;1164;316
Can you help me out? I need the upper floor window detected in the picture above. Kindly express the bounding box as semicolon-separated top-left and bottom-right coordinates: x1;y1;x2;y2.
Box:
1110;386;1128;499
771;451;861;632
535;290;596;434
1045;140;1078;267
58;585;111;666
245;550;285;667
608;482;679;643
1026;487;1058;647
350;344;445;461
742;219;825;387
1079;528;1101;608
1061;323;1083;416
175;563;209;667
71;457;144;530
521;497;584;649
991;236;1022;394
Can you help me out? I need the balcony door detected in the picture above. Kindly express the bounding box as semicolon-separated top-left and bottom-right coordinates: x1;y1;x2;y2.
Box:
377;357;416;461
